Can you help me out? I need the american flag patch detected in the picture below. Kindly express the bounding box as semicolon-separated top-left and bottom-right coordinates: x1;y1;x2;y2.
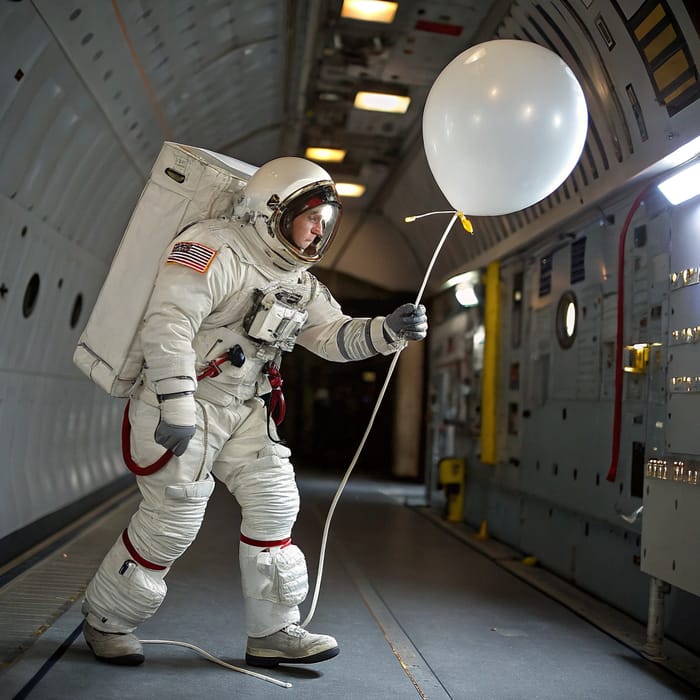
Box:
166;241;217;273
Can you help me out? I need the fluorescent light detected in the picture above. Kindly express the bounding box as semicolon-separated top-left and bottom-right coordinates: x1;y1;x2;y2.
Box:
445;271;475;288
341;0;398;23
354;91;410;113
659;135;700;169
657;160;700;205
305;147;346;163
336;182;366;197
447;271;480;307
455;282;479;307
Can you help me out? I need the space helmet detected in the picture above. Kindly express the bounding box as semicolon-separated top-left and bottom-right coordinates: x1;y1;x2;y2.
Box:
236;157;342;270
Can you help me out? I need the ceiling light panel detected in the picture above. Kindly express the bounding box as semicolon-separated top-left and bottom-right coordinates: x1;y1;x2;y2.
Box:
354;91;410;113
305;147;346;162
336;182;366;197
341;1;398;24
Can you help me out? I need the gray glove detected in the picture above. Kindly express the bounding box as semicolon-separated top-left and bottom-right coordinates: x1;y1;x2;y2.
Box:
154;393;196;456
384;303;428;341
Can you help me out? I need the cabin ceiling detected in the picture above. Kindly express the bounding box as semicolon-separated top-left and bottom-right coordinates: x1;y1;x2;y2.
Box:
9;0;700;297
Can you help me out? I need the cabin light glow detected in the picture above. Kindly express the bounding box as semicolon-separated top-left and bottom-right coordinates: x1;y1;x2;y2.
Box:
336;182;366;197
354;91;410;113
624;343;651;374
446;271;480;307
305;147;346;163
341;0;398;23
445;271;473;288
455;281;479;307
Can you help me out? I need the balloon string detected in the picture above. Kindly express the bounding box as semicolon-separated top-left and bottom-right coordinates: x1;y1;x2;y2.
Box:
404;210;456;221
405;209;474;234
302;211;459;628
413;212;459;306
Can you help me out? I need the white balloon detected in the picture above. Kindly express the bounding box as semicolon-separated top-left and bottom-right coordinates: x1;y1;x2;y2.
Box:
423;39;588;216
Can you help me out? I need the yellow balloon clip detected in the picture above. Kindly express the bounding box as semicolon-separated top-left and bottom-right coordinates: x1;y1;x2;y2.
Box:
458;212;474;234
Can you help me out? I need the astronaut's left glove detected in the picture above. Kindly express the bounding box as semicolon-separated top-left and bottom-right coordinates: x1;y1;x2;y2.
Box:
384;303;428;341
154;393;196;456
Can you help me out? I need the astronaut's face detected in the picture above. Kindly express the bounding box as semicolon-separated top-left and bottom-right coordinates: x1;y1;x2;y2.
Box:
289;206;326;252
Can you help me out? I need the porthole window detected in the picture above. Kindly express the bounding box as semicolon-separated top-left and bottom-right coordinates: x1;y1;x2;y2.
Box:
22;273;40;318
556;290;578;349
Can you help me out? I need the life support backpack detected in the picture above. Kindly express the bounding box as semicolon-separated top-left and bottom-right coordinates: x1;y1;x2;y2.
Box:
73;142;257;397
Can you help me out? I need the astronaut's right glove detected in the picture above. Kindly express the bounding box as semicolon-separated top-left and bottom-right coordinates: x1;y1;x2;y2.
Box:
154;393;196;456
384;303;428;341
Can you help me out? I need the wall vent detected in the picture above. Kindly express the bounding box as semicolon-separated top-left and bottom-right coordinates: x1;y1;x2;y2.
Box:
571;237;586;284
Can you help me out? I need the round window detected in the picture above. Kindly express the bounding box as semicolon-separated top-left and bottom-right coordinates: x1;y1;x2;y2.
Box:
22;273;40;318
70;293;83;329
556;290;578;349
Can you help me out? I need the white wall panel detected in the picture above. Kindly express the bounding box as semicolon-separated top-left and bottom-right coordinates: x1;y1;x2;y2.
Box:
33;0;165;173
0;3;140;540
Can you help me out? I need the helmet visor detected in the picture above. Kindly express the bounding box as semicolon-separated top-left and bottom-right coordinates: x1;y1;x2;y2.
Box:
278;183;342;263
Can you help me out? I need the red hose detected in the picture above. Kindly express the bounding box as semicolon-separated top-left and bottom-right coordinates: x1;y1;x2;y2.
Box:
121;400;174;476
606;184;652;482
120;361;221;475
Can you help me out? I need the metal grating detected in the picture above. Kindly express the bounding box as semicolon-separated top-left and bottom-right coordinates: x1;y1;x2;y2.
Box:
539;254;553;297
570;236;586;284
0;487;138;670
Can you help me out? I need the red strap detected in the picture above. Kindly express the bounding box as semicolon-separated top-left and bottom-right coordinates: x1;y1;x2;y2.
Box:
264;363;286;425
121;401;174;476
240;533;291;549
122;529;167;570
197;355;229;381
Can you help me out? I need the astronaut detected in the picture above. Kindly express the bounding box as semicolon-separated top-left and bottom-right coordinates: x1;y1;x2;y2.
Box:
81;156;428;667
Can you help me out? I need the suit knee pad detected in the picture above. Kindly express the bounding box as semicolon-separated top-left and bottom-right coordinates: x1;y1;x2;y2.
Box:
240;542;308;606
84;536;167;633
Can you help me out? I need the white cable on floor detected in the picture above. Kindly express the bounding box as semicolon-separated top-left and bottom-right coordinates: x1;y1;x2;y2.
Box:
302;211;460;628
140;639;292;688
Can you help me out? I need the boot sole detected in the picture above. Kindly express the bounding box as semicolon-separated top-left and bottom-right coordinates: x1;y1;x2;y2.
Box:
85;640;145;666
246;645;339;668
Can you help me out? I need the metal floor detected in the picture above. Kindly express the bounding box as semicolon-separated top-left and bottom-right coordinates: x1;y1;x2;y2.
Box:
2;472;699;700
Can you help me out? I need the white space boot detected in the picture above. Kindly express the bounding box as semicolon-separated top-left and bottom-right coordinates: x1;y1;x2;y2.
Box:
246;624;339;667
83;621;145;666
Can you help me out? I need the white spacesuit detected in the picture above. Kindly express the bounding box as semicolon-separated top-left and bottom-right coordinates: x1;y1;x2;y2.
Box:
81;156;428;667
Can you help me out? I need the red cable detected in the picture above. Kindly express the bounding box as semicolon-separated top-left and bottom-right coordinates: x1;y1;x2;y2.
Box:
121;401;174;476
606;184;652;482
